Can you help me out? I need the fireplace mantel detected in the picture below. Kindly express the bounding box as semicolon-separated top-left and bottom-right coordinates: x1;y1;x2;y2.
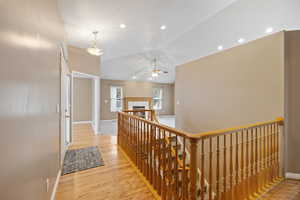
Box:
123;97;152;110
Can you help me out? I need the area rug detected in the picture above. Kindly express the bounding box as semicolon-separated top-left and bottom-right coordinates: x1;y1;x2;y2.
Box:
62;146;104;175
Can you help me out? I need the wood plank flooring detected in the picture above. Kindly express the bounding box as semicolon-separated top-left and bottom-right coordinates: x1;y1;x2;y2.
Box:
55;124;155;200
260;179;300;200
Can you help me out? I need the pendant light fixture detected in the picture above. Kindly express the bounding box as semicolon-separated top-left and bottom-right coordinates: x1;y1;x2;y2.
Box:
86;31;103;56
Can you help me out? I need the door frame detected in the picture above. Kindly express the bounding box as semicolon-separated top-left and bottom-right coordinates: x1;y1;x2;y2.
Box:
64;74;72;145
59;45;71;165
72;71;100;135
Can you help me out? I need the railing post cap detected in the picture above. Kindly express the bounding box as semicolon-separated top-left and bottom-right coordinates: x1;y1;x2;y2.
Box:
276;117;284;125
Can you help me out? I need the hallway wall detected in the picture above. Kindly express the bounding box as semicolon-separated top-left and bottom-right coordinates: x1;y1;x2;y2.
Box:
285;30;300;174
0;0;65;200
175;32;284;133
73;78;93;122
68;46;101;76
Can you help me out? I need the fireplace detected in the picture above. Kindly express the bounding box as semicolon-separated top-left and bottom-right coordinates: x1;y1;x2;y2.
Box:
123;97;152;111
133;106;146;118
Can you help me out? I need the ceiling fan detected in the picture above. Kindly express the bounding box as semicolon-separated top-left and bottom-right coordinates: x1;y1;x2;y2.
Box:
151;58;168;77
131;58;169;80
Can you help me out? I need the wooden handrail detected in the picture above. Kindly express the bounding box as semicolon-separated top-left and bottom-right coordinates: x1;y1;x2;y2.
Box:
120;110;284;140
123;109;154;112
118;110;284;200
189;117;284;139
120;110;191;138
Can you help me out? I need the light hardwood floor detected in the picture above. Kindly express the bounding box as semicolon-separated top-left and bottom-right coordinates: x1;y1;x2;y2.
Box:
260;179;300;200
55;124;155;200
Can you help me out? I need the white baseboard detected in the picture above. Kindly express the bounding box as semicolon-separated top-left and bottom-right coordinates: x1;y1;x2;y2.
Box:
91;122;100;135
157;115;175;118
73;121;92;124
91;122;95;131
50;170;61;200
286;172;300;180
100;119;117;122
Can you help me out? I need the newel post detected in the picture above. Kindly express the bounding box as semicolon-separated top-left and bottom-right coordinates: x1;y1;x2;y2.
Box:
117;112;120;145
150;109;154;121
190;138;198;200
276;117;285;177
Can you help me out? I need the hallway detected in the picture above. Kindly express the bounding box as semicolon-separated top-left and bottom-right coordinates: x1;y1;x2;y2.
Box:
55;124;155;200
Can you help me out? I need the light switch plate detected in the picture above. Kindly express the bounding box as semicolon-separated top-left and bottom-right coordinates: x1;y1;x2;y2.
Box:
56;104;60;113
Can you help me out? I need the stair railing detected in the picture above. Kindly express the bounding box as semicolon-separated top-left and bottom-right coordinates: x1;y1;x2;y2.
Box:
118;110;284;200
148;110;211;199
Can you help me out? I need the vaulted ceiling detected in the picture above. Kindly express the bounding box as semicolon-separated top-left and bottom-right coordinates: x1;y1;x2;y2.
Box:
59;0;300;83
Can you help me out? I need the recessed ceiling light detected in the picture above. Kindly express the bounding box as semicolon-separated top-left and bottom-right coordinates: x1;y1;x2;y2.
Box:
120;24;126;29
132;75;137;80
218;45;223;50
265;27;273;34
238;38;245;43
160;25;166;30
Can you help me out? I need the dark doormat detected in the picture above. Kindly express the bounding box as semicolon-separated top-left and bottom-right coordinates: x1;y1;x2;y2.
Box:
62;146;104;175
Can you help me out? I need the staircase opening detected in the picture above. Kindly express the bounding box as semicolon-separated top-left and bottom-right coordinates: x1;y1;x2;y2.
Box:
118;109;284;200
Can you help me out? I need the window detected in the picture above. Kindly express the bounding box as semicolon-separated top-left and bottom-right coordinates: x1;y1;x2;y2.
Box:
152;88;163;110
110;86;123;112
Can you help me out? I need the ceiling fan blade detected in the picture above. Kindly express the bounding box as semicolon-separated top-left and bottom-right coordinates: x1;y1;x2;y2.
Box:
153;69;168;74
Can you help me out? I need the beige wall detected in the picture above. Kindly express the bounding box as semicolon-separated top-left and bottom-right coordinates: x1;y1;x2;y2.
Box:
0;0;64;199
73;78;93;122
175;32;284;133
68;45;101;76
284;30;300;174
101;79;175;120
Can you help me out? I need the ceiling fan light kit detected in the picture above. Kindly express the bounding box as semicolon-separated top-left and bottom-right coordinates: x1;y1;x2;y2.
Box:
131;58;169;80
151;58;168;77
152;72;158;77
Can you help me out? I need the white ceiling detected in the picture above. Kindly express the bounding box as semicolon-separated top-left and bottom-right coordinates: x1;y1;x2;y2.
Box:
59;0;300;83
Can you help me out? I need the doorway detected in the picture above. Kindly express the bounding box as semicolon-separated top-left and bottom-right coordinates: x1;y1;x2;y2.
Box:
72;71;100;134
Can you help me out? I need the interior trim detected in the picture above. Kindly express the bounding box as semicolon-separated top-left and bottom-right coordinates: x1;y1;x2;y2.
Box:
50;170;61;200
286;172;300;180
73;121;92;124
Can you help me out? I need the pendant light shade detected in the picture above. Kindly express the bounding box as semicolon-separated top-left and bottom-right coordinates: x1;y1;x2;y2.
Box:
87;46;103;56
87;31;103;56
